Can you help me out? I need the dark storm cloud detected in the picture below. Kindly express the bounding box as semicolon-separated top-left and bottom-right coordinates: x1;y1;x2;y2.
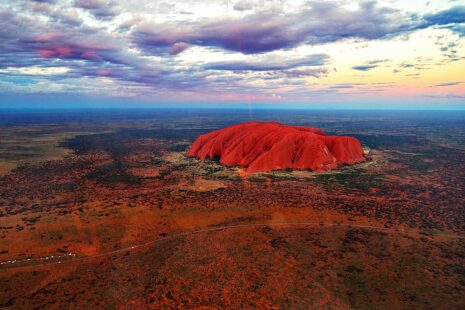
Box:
204;54;328;71
133;1;417;55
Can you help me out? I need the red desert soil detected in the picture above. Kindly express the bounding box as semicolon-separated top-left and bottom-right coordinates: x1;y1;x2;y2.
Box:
188;121;366;173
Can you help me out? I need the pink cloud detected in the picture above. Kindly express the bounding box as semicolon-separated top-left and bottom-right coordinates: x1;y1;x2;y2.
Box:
37;45;72;58
80;50;98;59
38;49;56;58
98;69;112;76
169;42;190;55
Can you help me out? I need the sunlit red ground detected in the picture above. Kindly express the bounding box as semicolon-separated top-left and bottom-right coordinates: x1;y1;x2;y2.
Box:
0;110;464;308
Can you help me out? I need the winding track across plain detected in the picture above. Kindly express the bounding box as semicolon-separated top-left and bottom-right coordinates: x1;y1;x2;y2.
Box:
1;221;464;271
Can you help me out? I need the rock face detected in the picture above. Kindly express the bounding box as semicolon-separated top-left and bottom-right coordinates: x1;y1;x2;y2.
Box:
187;122;365;173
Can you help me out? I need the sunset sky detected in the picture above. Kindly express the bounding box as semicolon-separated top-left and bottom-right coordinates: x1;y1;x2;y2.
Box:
0;0;464;109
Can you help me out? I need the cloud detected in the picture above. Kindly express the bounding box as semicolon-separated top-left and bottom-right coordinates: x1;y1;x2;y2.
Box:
169;42;191;55
351;59;388;71
132;4;465;57
1;1;465;104
445;24;465;36
352;65;378;71
233;1;254;12
133;1;417;55
419;6;465;36
0;6;134;67
74;0;105;9
204;54;328;71
434;82;462;87
133;13;295;55
282;68;329;78
423;6;465;25
74;0;119;18
329;84;359;89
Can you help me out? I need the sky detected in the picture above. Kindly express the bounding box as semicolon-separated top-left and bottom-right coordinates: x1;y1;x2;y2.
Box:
0;0;465;109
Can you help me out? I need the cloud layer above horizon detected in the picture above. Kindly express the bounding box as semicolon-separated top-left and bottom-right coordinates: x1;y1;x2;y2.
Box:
0;0;464;107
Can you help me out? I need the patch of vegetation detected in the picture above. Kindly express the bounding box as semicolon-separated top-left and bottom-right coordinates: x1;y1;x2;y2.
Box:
151;159;168;166
315;170;384;191
86;162;140;185
61;129;207;155
168;143;190;152
352;134;427;149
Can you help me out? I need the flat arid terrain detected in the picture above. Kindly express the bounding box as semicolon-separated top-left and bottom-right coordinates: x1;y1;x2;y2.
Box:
0;109;464;309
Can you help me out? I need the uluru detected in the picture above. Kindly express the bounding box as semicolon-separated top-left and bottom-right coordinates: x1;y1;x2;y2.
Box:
188;121;366;173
